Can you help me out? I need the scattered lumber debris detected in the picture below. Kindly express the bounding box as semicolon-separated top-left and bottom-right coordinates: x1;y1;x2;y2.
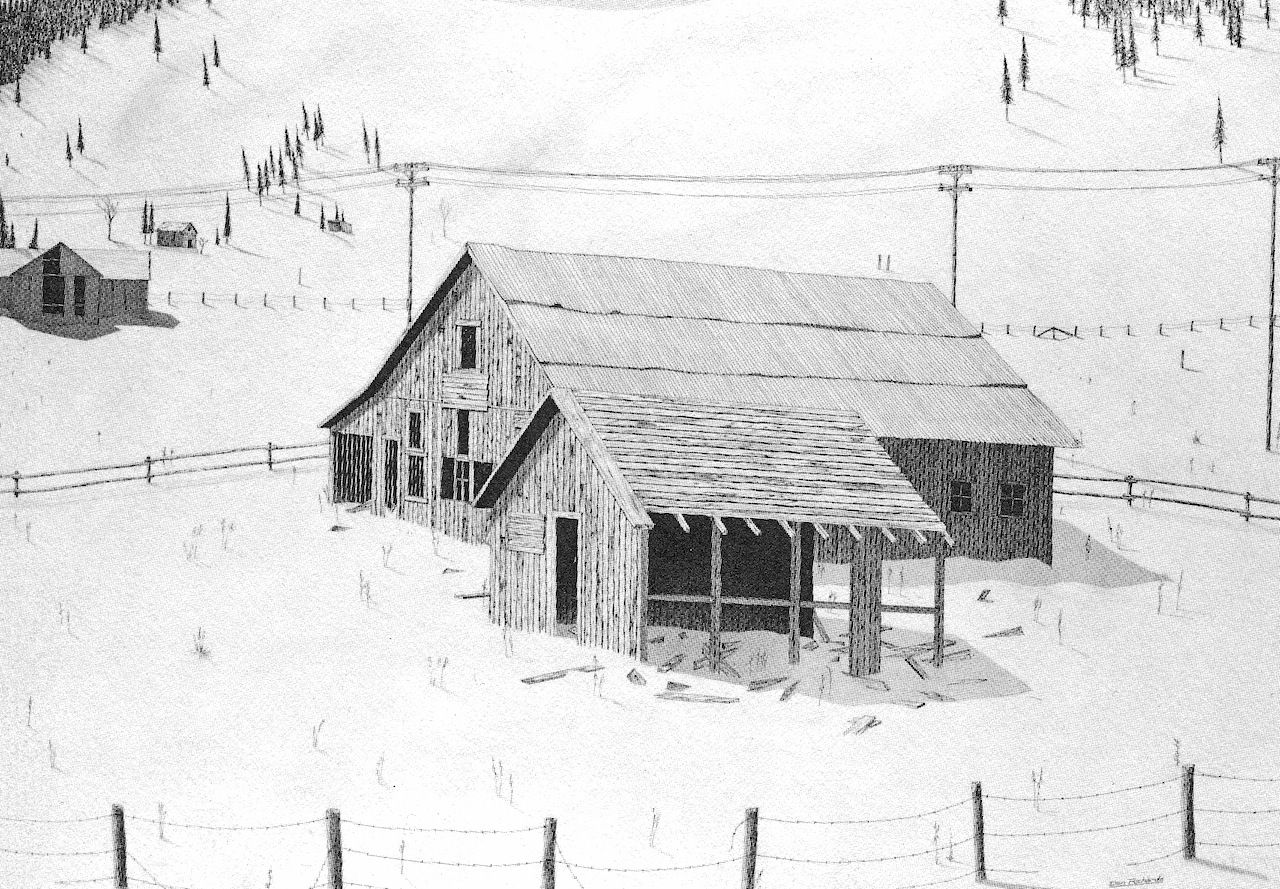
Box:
626;669;647;687
984;626;1025;638
656;691;738;704
803;640;821;651
346;502;371;513
442;567;463;574
844;715;881;735
814;619;831;643
944;648;973;661
780;680;801;701
521;664;601;684
453;592;490;600
329;525;350;532
665;681;690;692
891;699;926;709
862;679;890;692
648;635;666;645
978;589;992;602
948;677;988;686
657;653;686;674
748;677;787;692
921;691;955;703
904;655;928;680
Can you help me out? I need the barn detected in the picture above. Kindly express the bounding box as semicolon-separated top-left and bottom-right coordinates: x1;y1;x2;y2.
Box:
155;222;198;249
0;243;150;326
321;243;1076;674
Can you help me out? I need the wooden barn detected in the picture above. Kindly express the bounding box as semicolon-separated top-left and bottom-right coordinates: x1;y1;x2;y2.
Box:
155;222;198;249
0;243;150;326
321;243;1076;674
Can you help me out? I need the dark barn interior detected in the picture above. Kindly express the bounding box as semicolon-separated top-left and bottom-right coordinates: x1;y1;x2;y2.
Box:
647;513;814;636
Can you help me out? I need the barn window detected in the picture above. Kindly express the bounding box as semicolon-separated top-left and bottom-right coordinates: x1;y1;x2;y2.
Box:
949;480;973;514
407;455;425;499
407;411;423;450
456;409;471;456
458;324;479;370
42;274;64;315
438;457;491;502
73;277;86;317
999;483;1027;518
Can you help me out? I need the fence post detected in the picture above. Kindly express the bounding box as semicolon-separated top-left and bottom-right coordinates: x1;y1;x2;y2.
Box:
542;817;557;889
201;292;206;306
145;456;152;484
11;471;18;498
972;782;986;883
327;808;343;889
112;804;127;888
234;292;239;307
293;295;297;309
741;807;759;889
264;293;268;307
167;291;172;306
1182;765;1196;860
267;442;274;471
323;296;328;309
1245;491;1253;522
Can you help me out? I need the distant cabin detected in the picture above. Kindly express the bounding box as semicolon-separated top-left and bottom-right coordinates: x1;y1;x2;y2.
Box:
155;222;198;249
0;243;151;326
326;217;353;235
321;243;1077;671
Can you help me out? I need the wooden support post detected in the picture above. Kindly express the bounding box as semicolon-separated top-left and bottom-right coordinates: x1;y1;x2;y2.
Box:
1182;765;1196;860
327;808;343;889
848;546;880;677
542;817;557;889
972;783;986;883
638;527;650;663
710;519;723;671
112;805;127;889
741;807;759;889
788;526;802;665
932;550;946;668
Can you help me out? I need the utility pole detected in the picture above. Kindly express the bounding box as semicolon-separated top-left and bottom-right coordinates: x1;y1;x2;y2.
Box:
1261;157;1280;451
394;163;429;327
938;164;973;308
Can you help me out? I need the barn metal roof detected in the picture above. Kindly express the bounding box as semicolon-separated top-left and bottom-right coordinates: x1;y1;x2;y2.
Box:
476;389;947;532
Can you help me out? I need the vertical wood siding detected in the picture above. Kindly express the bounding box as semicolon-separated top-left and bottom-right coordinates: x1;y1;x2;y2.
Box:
487;414;647;657
328;264;552;544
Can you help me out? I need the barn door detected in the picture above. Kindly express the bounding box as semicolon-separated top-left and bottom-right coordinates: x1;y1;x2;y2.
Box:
333;433;374;504
384;439;399;511
555;516;580;627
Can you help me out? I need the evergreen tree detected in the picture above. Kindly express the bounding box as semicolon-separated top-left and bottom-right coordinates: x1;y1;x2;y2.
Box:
319;205;325;231
65;134;72;166
242;148;251;190
294;194;301;216
153;16;161;61
1001;56;1013;119
1212;96;1226;162
374;130;381;169
1267;0;1271;29
303;103;311;137
141;201;148;238
998;0;1008;23
224;193;232;239
0;193;6;246
76;119;84;154
1195;4;1204;41
1128;20;1139;71
1020;34;1029;88
1152;11;1160;53
148;203;155;234
14;78;20;105
202;53;209;86
28;219;38;250
362;120;370;162
80;28;87;53
213;37;220;66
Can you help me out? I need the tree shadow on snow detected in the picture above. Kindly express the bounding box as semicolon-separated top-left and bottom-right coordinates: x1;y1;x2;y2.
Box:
3;308;178;341
1191;858;1270;881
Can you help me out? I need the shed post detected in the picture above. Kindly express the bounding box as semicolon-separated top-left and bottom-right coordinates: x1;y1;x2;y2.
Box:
972;783;986;882
932;548;946;667
788;524;802;665
848;542;880;676
541;817;557;889
326;808;343;889
741;807;759;889
111;804;127;888
637;526;650;662
710;519;723;671
1182;765;1196;860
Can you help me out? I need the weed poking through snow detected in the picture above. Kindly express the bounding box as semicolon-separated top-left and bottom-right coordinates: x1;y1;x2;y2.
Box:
311;719;325;749
193;627;211;658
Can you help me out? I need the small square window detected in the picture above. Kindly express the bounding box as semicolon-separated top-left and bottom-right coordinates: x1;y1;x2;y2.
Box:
407;411;423;450
407;455;425;499
459;325;478;370
999;483;1027;518
949;480;973;514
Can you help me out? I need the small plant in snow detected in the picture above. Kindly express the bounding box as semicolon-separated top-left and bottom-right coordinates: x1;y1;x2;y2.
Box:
358;572;372;606
48;740;57;771
219;518;236;551
381;543;393;568
193;627;210;658
427;656;449;689
157;803;166;841
312;719;325;748
376;754;386;786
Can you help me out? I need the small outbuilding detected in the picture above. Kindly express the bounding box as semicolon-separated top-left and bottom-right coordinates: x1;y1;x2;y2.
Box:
155;222;198;249
0;243;151;325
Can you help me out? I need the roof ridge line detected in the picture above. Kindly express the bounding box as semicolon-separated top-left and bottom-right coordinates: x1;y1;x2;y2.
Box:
545;362;1029;389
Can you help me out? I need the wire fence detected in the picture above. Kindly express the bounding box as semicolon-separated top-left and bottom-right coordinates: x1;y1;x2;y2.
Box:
7;440;327;498
6;765;1280;888
978;312;1278;340
157;291;411;312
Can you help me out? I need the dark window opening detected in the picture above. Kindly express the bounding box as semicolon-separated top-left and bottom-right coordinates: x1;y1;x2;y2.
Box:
438;457;491;502
456;409;470;456
73;276;86;317
43;255;60;276
949;479;973;514
459;325;478;370
999;483;1027;518
407;411;423;450
407;455;425;499
42;275;64;315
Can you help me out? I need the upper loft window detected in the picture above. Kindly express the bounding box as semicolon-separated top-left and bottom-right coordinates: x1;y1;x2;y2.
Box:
407;410;423;451
458;324;478;370
43;255;60;276
949;480;974;514
999;483;1027;518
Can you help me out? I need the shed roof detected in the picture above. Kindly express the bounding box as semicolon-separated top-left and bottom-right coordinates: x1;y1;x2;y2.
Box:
476;389;947;532
156;222;197;233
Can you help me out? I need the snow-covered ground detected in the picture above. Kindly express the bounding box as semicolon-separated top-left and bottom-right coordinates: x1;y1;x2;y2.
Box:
5;0;1280;886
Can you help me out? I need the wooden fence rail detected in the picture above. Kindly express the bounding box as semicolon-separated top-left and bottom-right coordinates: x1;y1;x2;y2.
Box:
9;440;327;498
1053;469;1280;524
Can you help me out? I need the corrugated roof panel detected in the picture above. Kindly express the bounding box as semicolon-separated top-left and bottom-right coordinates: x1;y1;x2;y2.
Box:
470;242;976;336
508;304;1022;387
546;366;1078;447
572;391;945;530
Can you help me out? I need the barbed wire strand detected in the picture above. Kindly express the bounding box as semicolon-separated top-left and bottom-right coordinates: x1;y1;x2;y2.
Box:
125;815;324;832
561;855;741;873
1200;771;1280;782
987;810;1182;839
1125;847;1185;867
763;798;969;825
0;813;109;825
759;836;974;866
556;841;590;889
985;775;1179;803
341;818;541;835
0;846;111;858
892;868;981;889
343;847;538;868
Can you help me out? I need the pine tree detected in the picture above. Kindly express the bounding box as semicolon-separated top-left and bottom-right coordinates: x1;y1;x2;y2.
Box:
202;53;209;86
374;130;381;169
153;16;161;61
213;37;220;66
1001;56;1013;120
1267;0;1271;29
141;201;148;238
80;28;87;53
148;204;155;234
1152;11;1161;53
224;193;232;240
0;193;6;247
998;0;1009;23
294;194;301;216
1195;4;1204;41
65;134;72;166
362;120;370;162
1128;20;1139;71
28;219;38;250
76;119;84;154
1020;35;1029;88
14;78;20;105
1212;96;1226;162
242;148;251;190
303;103;311;137
319;205;325;231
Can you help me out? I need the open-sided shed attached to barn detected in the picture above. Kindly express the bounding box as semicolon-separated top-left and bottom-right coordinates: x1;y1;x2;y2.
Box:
321;243;1077;674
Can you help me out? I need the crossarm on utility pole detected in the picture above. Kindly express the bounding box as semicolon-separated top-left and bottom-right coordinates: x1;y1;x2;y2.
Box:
937;165;973;309
394;163;430;327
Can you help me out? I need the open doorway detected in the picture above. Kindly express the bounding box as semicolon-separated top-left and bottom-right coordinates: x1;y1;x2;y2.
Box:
554;516;579;628
384;439;399;510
